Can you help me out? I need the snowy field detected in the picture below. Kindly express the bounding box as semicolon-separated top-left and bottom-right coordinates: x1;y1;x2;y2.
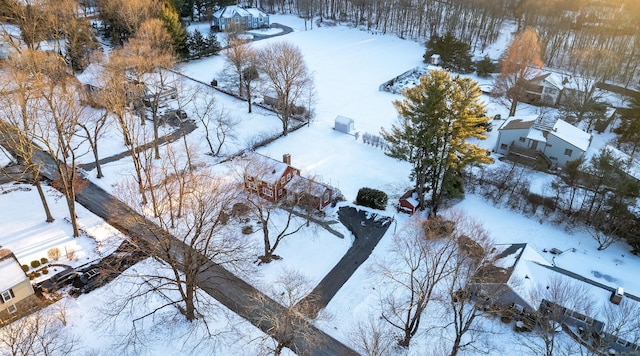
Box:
1;14;639;356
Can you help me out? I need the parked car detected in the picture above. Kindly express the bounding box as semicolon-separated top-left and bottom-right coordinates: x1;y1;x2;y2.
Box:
77;268;101;293
40;268;78;293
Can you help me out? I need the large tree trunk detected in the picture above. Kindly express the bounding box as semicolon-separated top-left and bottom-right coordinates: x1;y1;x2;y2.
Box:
33;175;55;223
184;282;196;321
261;221;272;263
450;334;462;356
509;97;518;117
91;143;103;178
66;193;80;237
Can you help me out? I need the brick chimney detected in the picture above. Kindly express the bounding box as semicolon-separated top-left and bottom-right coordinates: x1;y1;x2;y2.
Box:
283;153;291;165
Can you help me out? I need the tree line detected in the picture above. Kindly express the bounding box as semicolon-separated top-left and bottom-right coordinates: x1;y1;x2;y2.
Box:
249;0;639;87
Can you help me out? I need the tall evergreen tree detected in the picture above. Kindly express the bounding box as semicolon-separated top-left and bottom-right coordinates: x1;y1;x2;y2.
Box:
381;69;493;215
423;32;473;73
187;28;207;58
162;0;188;58
204;30;221;56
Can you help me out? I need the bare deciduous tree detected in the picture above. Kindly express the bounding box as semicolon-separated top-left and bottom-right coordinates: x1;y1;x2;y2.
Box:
0;304;80;356
122;19;177;160
601;299;640;349
349;317;396;356
112;147;254;325
516;275;595;356
97;0;161;43
440;211;497;356
225;38;254;99
375;215;458;347
191;88;239;157
258;41;314;135
27;52;90;238
493;28;544;117
0;50;58;223
251;269;324;356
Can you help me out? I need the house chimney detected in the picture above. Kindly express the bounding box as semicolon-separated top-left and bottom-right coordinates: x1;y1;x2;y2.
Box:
283;153;291;165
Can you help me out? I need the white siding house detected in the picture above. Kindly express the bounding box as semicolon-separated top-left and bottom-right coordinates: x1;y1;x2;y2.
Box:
212;6;269;31
495;115;592;167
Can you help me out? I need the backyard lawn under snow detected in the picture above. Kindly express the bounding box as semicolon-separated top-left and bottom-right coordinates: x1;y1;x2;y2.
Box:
1;14;639;356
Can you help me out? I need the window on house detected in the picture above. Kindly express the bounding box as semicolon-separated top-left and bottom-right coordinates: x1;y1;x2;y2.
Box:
518;137;525;142
287;173;291;181
500;144;508;150
262;188;273;197
248;182;257;191
278;189;283;196
1;289;13;303
564;148;573;157
7;304;16;314
280;177;285;185
323;191;330;204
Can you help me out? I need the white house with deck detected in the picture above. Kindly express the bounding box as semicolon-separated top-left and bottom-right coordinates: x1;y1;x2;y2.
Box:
494;114;592;168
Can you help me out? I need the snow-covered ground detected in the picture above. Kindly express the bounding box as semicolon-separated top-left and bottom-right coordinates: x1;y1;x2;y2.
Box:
1;14;638;356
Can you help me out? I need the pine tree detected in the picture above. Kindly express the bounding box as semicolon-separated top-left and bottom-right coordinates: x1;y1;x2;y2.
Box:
381;69;493;215
204;30;221;56
475;55;496;78
423;32;473;73
188;28;207;58
161;0;188;58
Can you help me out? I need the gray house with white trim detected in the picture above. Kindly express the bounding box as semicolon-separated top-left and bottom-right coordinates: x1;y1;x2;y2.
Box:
494;115;592;168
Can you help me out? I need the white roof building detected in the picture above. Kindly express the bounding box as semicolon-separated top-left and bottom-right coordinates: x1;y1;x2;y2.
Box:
473;243;640;354
495;114;593;167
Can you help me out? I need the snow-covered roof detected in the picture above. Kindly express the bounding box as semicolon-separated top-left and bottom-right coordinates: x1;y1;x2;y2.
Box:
526;128;547;143
246;8;268;17
242;151;290;185
335;116;354;125
498;115;537;131
214;6;266;19
498;115;591;152
543;72;564;90
289;175;330;197
551;118;592;152
0;249;27;291
492;244;640;317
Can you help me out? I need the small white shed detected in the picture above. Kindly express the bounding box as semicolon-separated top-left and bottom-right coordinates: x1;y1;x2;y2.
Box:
334;116;355;133
430;54;441;66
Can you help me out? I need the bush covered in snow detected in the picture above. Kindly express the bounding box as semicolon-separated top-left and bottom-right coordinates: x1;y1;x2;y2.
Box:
356;187;388;210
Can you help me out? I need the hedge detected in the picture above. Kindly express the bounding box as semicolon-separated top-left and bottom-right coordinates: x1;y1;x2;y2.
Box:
356;187;388;210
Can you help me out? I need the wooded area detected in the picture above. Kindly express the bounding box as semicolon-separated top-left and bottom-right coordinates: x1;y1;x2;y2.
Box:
243;0;640;87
